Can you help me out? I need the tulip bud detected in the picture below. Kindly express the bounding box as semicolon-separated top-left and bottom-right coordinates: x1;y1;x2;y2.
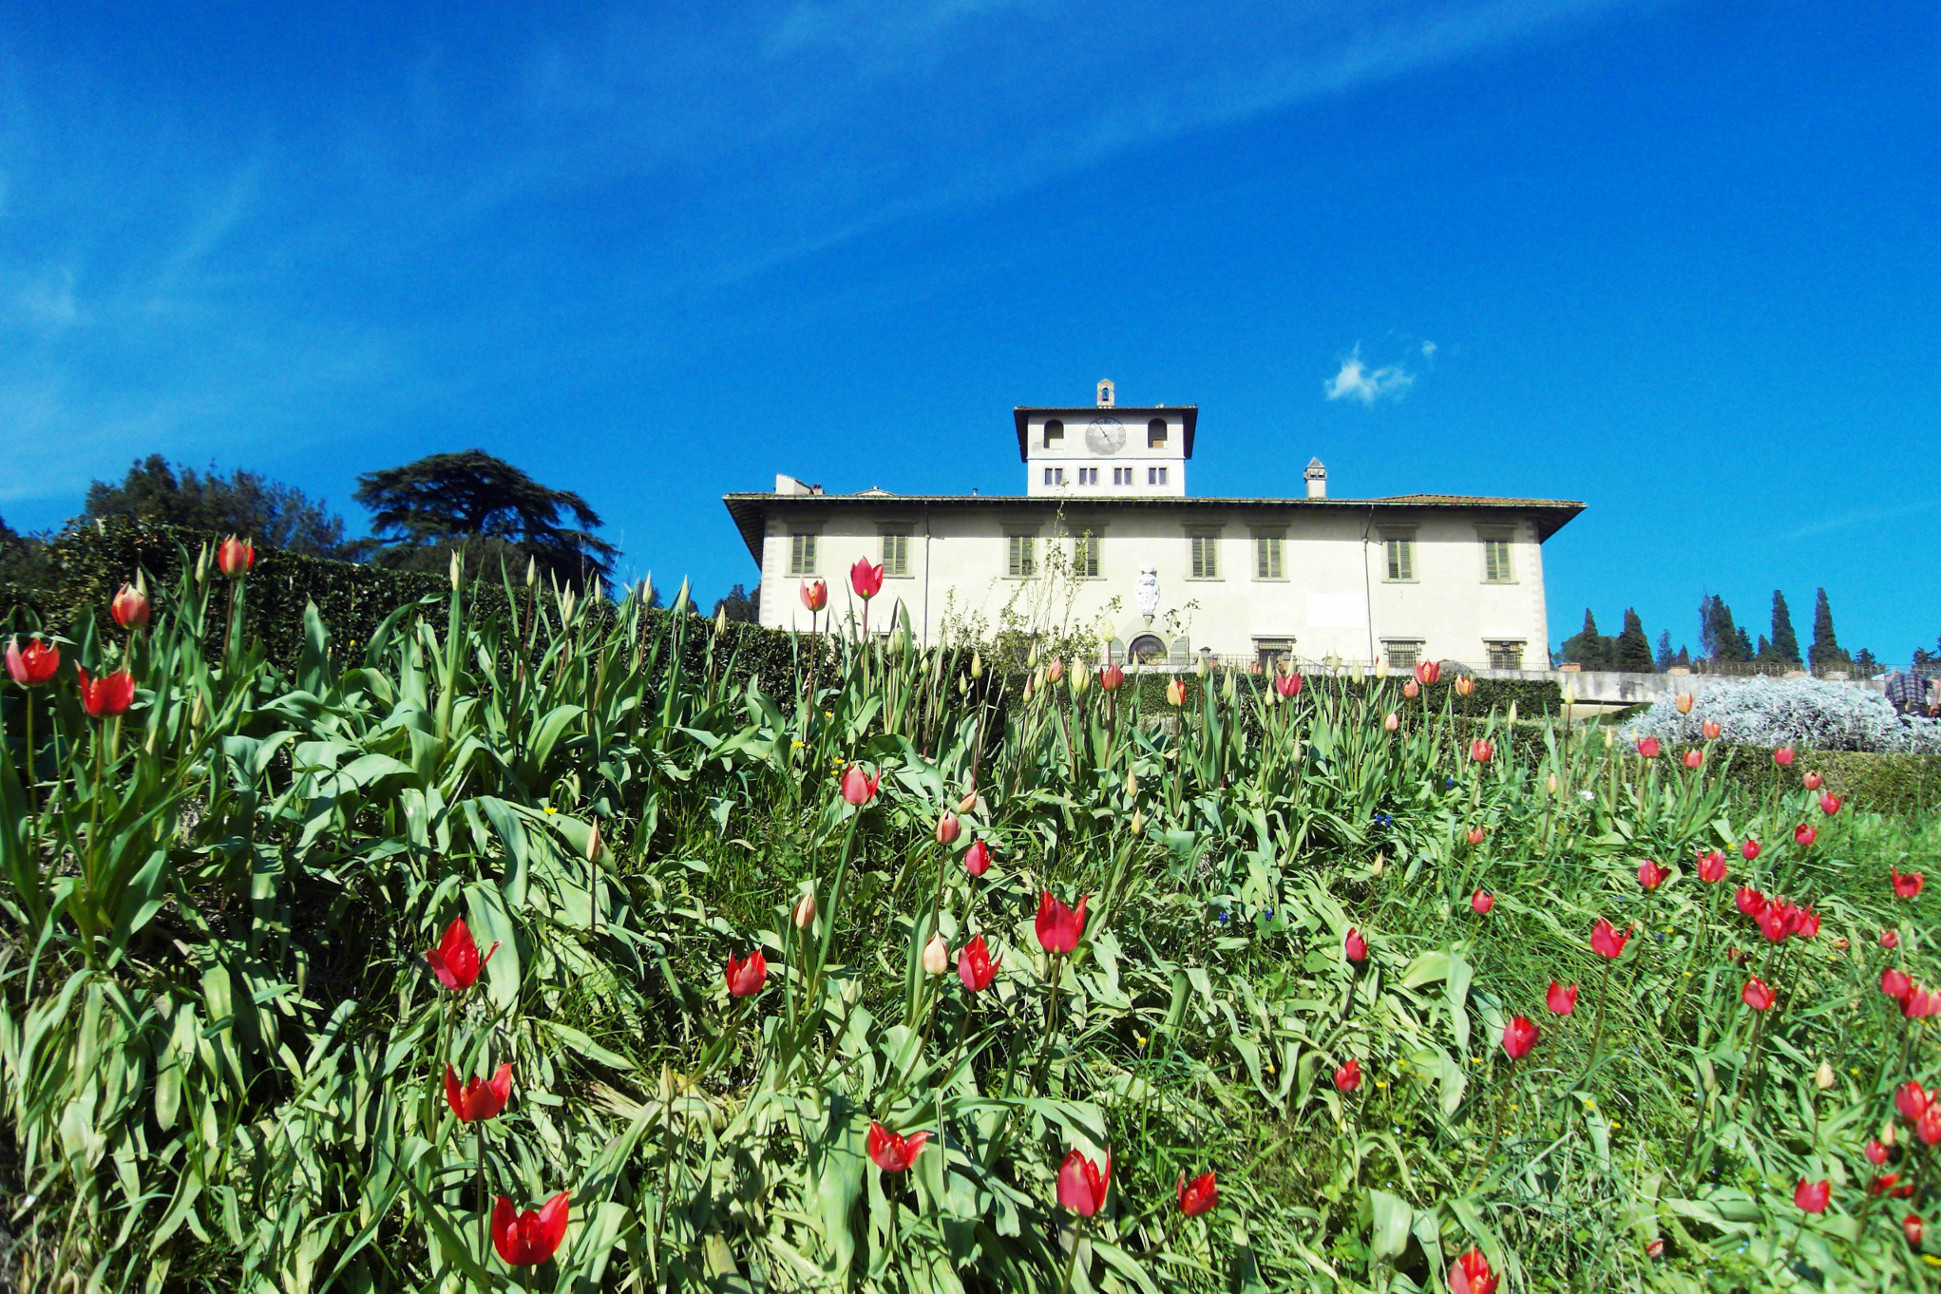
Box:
970;650;983;680
1403;678;1420;699
673;577;691;616
1071;668;1089;695
1882;1119;1899;1148
111;581;152;630
1507;700;1518;725
1046;656;1065;684
1815;1061;1836;1090
1027;641;1040;668
527;556;539;587
1545;773;1560;794
1125;769;1138;797
1351;661;1365;683
956;788;978;815
191;692;206;729
936;812;962;846
1562;681;1576;706
714;606;728;634
793;887;817;930
1374;657;1389;679
196;543;212;584
1675;693;1695;714
1023;679;1034;702
450;549;463;590
922;933;950;975
585;821;603;862
1130;809;1145;835
1383;712;1400;731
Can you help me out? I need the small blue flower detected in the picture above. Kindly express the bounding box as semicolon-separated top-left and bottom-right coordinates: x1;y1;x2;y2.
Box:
1444;777;1457;790
1263;908;1276;920
1216;911;1231;925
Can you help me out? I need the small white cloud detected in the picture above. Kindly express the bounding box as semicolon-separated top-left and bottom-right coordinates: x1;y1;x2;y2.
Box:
1324;346;1415;406
1420;340;1437;360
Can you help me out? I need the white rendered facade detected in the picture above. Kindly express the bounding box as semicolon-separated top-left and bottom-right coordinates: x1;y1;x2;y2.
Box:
724;385;1581;671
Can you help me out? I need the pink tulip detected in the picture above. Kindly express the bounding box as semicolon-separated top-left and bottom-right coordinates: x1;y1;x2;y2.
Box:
1882;968;1913;1002
1794;823;1816;849
1637;859;1668;891
1773;746;1795;767
800;580;828;612
1469;739;1493;763
1471;889;1494;915
1820;793;1841;815
839;765;880;806
957;935;1000;991
1683;749;1703;769
1275;672;1302;699
1056;1149;1110;1217
1697;851;1727;884
1546;981;1578;1015
725;951;768;997
4;637;60;687
111;583;151;630
1741;977;1775;1011
849;559;883;600
1098;664;1125;692
1466;826;1486;846
1591;918;1631;959
935;812;961;846
1741;839;1761;862
1034;891;1087;955
1501;1015;1539;1059
1383;711;1400;731
1702;720;1723;739
217;535;255;578
1794;1179;1829;1214
963;839;992;876
1415;660;1442;686
1402;678;1420;698
1803;771;1823;790
1892;868;1924;900
1636;737;1660;759
1343;928;1367;963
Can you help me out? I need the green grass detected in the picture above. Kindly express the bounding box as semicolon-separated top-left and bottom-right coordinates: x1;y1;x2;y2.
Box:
2;567;1939;1292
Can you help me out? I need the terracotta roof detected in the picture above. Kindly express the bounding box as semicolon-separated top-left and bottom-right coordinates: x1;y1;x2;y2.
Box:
1013;406;1198;461
721;490;1584;563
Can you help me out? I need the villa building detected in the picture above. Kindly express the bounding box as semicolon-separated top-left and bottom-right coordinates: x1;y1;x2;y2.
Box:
722;380;1582;670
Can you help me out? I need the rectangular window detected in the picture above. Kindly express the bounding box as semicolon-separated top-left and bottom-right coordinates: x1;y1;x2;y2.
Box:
1113;467;1131;485
1072;532;1099;578
1148;466;1170;485
1043;467;1054;486
1078;467;1097;485
1254;535;1283;580
1383;639;1423;670
1487;640;1525;670
788;532;817;577
1006;534;1037;578
880;531;910;578
1149;422;1168;448
1188;530;1219;580
1482;534;1514;583
1255;639;1293;672
1383;535;1415;581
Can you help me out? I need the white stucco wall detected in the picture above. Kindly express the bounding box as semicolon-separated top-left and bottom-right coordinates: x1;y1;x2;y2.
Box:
753;498;1553;670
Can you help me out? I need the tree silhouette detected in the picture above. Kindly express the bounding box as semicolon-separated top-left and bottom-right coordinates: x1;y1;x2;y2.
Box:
1615;608;1654;673
353;449;618;589
86;455;349;557
713;583;761;624
1768;591;1801;666
1808;587;1848;671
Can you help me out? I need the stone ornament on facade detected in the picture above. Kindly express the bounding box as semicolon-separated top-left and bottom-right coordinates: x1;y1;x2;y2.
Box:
1135;565;1161;621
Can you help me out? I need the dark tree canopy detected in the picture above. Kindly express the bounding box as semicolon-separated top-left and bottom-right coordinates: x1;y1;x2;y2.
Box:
1559;608;1613;670
0;514;53;588
1768;590;1802;666
1809;587;1848;671
1699;594;1751;664
353;449;618;589
1615;608;1654;673
86;455;349;557
1654;630;1675;672
713;583;761;625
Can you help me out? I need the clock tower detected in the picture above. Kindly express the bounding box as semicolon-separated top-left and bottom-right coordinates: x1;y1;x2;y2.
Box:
1014;381;1195;498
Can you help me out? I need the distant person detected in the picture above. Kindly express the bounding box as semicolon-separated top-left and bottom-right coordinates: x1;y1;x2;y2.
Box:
1885;670;1928;716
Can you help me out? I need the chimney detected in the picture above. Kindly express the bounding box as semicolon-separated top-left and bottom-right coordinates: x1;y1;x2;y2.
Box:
1304;457;1327;499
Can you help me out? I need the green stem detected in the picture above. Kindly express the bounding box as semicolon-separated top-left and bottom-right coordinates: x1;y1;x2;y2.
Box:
1581;956;1614;1087
1058;1215;1088;1294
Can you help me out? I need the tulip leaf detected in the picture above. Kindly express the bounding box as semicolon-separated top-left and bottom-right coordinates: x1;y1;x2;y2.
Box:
1368;1188;1412;1261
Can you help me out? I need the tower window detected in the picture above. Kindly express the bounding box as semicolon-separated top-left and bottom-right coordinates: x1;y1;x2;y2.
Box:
1148;418;1168;448
1113;467;1131;485
1148;466;1169;486
1480;530;1515;583
1043;418;1064;447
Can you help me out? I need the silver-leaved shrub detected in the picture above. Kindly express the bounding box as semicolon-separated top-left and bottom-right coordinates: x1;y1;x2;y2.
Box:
1625;676;1941;753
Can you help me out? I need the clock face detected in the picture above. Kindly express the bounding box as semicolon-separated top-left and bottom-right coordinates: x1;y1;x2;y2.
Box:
1085;417;1127;454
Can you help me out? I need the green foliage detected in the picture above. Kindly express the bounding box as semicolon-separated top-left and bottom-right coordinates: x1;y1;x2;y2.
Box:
1768;590;1802;667
85;453;351;557
353;448;618;588
0;546;1936;1293
1560;608;1612;670
1615;608;1654;673
1810;586;1850;671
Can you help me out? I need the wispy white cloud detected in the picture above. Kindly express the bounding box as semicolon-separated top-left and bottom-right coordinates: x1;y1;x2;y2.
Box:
1325;346;1416;405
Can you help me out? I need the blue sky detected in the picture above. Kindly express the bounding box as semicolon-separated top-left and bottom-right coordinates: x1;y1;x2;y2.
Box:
2;1;1937;660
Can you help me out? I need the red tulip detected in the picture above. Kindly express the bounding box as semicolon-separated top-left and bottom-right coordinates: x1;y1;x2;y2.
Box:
1683;749;1703;769
492;1192;569;1266
1646;1237;1665;1259
957;935;1000;991
4;637;60;687
426;917;499;992
1343;928;1368;964
1741;839;1761;862
1897;1080;1930;1124
1056;1149;1110;1217
839;765;880;806
800;580;828;612
1034;891;1087;955
1415;660;1442;686
1501;1015;1539;1059
866;1121;930;1173
1697;851;1727;884
1903;986;1941;1019
1882;929;1901;950
1098;664;1125;692
1803;770;1823;790
1873;1172;1912;1196
1471;889;1494;915
1794;823;1816;849
1921;1106;1941;1146
1176;1169;1217;1217
1637;859;1668;891
1866;1139;1890;1166
935;812;961;846
1892;868;1924;900
1334;1058;1362;1091
1469;739;1493;763
849;558;883;600
1590;918;1631;959
1796;905;1820;939
1820;793;1841;816
1275;672;1302;699
1883;968;1914;1002
111;583;151;630
1741;977;1775;1011
1702;719;1723;739
75;666;135;718
1793;1178;1829;1213
445;1062;514;1123
1546;981;1578;1015
1636;737;1661;759
217;535;255;578
725;950;768;997
963;839;992;876
1734;886;1766;917
1773;745;1795;767
1448;1246;1497;1294
1906;1213;1925;1246
1465;826;1486;846
1403;678;1420;698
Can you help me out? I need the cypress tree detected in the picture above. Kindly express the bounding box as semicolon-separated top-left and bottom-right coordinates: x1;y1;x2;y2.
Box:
1654;630;1674;672
1562;609;1609;669
1809;588;1847;671
1769;591;1801;666
1616;608;1654;672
